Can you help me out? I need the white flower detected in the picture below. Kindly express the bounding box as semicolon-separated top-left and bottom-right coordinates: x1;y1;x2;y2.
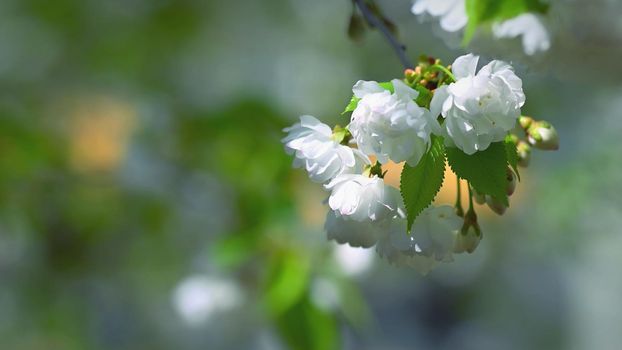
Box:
325;210;384;248
431;54;525;154
325;174;403;222
493;13;551;56
282;115;370;183
411;0;467;32
348;79;440;166
376;205;462;274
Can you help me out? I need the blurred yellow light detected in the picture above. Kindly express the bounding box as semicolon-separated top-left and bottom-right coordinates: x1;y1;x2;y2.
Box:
68;96;136;173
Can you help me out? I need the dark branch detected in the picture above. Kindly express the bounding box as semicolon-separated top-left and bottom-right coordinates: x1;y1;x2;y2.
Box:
353;0;414;69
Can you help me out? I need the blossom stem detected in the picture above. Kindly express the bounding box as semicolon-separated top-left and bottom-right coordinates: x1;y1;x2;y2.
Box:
353;0;414;69
455;178;464;217
429;64;456;83
467;182;475;213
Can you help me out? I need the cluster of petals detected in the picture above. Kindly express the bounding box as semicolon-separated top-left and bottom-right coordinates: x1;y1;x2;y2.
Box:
281;53;523;271
282;115;369;183
412;0;551;55
325;174;403;222
325;202;463;274
348;79;441;166
375;205;462;274
431;54;525;154
411;0;467;33
493;13;551;56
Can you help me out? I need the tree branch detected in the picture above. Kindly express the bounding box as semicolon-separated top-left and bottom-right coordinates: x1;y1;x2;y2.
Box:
353;0;414;69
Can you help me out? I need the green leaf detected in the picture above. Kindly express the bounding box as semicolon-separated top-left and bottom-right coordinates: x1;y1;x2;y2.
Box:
400;136;446;231
378;81;395;92
504;135;520;180
464;0;549;43
264;252;310;316
414;84;433;108
336;279;371;330
210;233;257;269
446;142;509;206
342;96;360;115
275;293;339;350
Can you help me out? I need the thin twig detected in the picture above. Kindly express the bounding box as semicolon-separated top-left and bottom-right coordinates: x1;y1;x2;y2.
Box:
353;0;414;69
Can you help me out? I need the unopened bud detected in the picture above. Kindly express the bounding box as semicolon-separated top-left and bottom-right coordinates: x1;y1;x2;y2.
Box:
507;133;519;144
527;121;559;150
486;196;507;216
404;68;416;83
517;141;531;168
471;187;486;205
347;12;366;43
519;116;534;130
454;212;482;254
506;168;517;196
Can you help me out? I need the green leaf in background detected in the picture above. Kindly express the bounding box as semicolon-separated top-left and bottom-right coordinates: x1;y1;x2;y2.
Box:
400;136;446;231
276;293;339;350
264;252;311;316
446;142;509;206
336;278;372;330
210;233;258;269
504;135;521;180
464;0;549;43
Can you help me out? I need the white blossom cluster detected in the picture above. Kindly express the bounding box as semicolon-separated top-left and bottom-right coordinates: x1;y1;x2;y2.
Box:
282;54;524;273
411;0;551;56
432;54;525;154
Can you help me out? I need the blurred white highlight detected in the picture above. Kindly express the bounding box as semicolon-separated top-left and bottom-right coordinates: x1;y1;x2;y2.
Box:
333;244;374;276
172;275;242;326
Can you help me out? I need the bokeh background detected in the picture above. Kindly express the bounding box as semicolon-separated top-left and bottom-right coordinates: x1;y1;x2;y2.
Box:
1;0;622;349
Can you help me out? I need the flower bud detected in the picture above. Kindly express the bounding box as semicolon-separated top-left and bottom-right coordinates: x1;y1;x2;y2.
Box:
519;116;534;130
516;140;531;168
347;12;366;43
506;168;517;196
404;68;417;83
486;196;507;216
527;121;559;150
471;187;486;205
454;211;482;254
507;133;519;144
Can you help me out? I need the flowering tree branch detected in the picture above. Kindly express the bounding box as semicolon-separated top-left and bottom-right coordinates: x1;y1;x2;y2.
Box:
353;0;414;69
